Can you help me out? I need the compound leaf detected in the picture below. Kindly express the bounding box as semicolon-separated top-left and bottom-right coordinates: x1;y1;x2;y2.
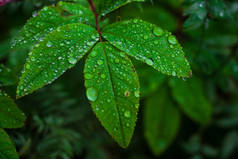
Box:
96;0;145;17
12;1;95;49
144;87;180;156
169;77;212;124
17;23;99;97
0;90;26;128
84;42;140;148
0;129;19;159
102;19;191;77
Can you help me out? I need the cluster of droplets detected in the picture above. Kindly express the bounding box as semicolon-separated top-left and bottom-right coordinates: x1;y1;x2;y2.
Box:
12;1;95;49
103;19;190;77
17;24;98;96
83;43;140;140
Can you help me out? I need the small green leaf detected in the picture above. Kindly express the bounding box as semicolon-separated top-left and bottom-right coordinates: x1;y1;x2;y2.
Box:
0;90;26;128
144;87;180;156
169;77;212;124
102;19;191;77
84;42;139;148
96;0;145;17
17;23;99;97
0;129;19;159
12;2;95;49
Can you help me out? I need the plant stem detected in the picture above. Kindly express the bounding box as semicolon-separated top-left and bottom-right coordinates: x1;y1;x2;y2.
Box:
87;0;103;42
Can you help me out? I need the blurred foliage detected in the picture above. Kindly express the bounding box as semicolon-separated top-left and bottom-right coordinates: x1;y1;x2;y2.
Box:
0;0;238;158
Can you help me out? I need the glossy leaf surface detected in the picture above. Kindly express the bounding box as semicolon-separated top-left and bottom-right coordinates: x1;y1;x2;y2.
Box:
102;19;191;77
17;23;99;97
84;42;139;148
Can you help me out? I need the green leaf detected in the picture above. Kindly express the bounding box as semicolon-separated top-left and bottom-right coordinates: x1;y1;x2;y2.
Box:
102;19;191;77
12;1;95;49
17;23;99;97
96;0;145;17
0;90;26;128
84;42;140;148
0;129;19;159
144;87;180;156
169;77;212;124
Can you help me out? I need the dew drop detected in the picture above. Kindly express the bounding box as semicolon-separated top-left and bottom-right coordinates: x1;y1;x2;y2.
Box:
124;110;131;118
85;73;93;79
91;51;97;57
86;87;98;102
133;19;138;23
97;60;103;65
68;57;77;64
153;27;164;36
168;35;177;45
26;64;30;69
172;71;176;76
154;40;159;45
46;41;52;47
115;58;120;63
134;90;140;97
145;58;154;66
144;35;149;40
101;74;106;79
135;104;139;109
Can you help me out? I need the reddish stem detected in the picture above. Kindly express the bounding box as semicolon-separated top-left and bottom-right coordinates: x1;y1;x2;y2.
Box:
87;0;103;42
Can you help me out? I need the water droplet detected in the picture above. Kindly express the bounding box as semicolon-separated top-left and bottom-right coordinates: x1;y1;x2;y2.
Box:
145;58;154;66
144;35;149;40
86;87;98;102
85;73;93;79
26;64;30;69
135;104;139;109
91;51;97;57
134;90;140;97
153;27;164;36
124;110;131;118
46;41;52;47
68;57;77;64
154;40;159;45
115;58;120;63
97;60;103;65
101;74;106;79
168;35;177;45
172;71;176;76
133;19;138;23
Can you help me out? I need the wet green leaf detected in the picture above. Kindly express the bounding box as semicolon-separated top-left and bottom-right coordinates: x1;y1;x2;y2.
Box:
84;42;139;148
17;23;99;97
0;129;19;159
102;19;191;77
12;1;95;49
0;90;26;128
144;87;180;156
96;0;145;17
169;77;212;124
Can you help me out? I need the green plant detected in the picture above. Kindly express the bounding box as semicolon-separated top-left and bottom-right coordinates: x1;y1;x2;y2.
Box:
11;0;191;149
2;0;237;158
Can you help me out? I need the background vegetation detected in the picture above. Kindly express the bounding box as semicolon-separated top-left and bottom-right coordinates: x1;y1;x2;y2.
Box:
0;0;238;158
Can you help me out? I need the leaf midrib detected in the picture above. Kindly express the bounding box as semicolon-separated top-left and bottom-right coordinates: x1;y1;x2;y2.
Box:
100;43;126;146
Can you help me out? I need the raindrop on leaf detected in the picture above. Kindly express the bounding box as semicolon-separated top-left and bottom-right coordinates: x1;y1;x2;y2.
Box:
86;87;98;102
